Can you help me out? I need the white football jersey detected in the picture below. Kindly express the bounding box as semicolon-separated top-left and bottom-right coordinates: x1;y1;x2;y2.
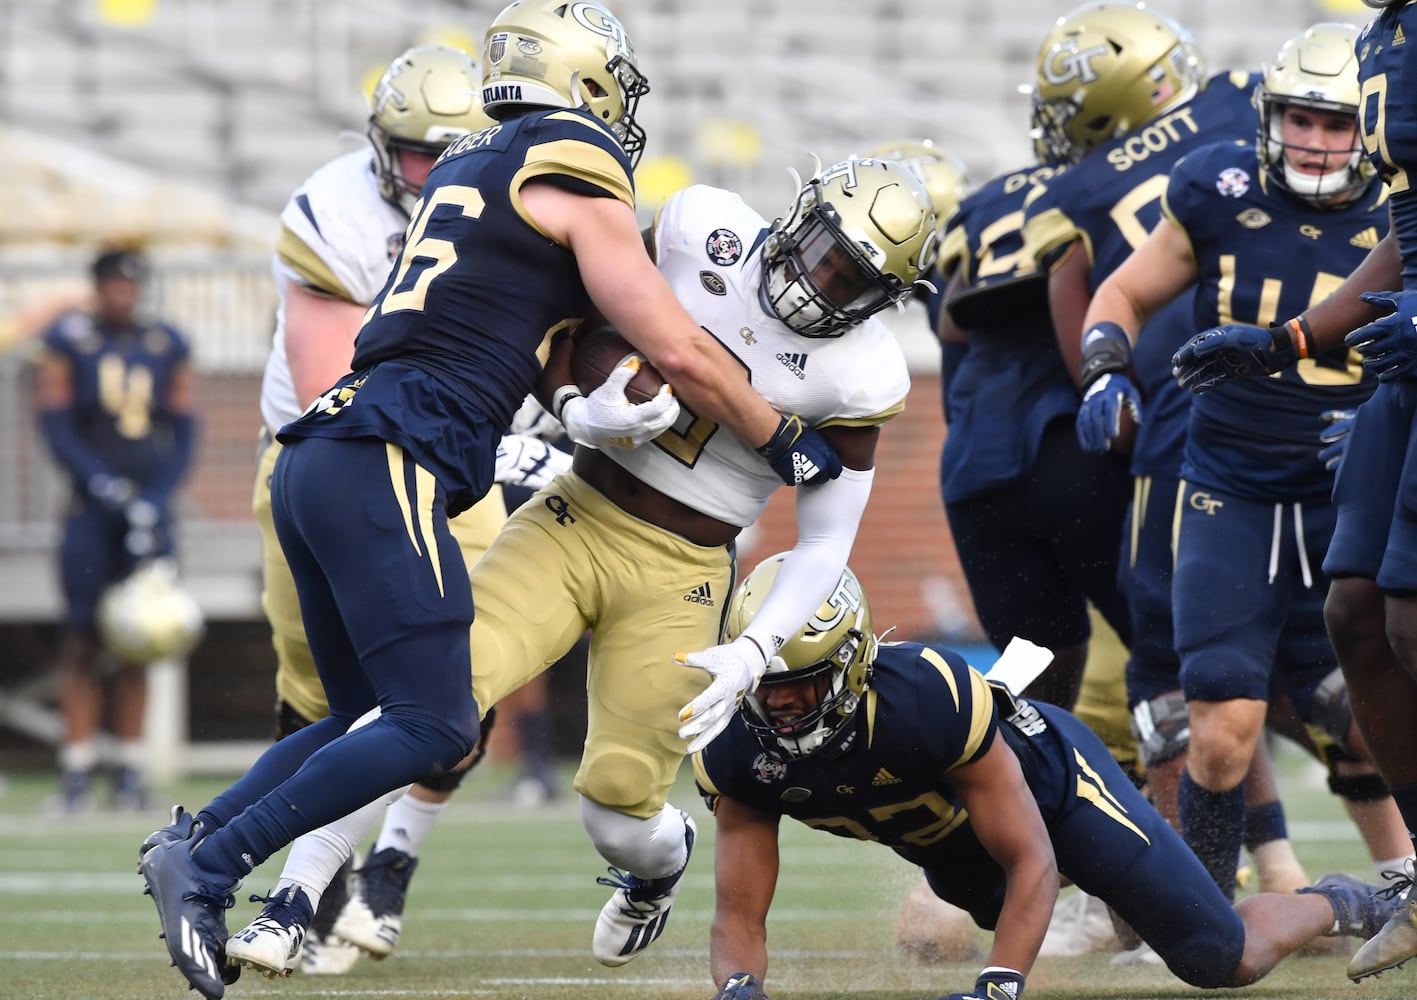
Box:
608;185;910;526
258;150;409;435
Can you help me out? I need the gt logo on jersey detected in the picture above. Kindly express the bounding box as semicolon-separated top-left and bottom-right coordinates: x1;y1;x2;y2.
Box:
706;229;743;266
1188;491;1224;515
1040;41;1109;86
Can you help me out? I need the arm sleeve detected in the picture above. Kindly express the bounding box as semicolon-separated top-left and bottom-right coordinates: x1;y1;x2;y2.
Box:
738;465;874;655
38;407;119;487
138;412;196;506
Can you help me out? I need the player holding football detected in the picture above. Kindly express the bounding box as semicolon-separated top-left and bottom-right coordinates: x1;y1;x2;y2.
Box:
218;152;937;977
697;556;1397;1000
137;4;845;997
1170;0;1417;980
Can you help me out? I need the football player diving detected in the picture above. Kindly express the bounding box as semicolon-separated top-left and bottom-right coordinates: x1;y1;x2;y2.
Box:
233;42;573;978
1170;0;1417;981
695;556;1399;1000
136;2;849;996
1074;19;1410;909
215;153;937;978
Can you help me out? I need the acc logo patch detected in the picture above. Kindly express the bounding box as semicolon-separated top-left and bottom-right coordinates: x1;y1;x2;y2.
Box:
706;228;743;266
1216;167;1249;198
752;752;787;784
699;270;727;295
781;786;812;803
1236;208;1271;230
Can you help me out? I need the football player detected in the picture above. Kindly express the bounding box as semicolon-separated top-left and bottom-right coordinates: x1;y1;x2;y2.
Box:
32;245;196;812
137;3;847;996
234;44;567;978
1170;0;1417;980
219;153;935;977
696;556;1398;1000
1074;22;1410;906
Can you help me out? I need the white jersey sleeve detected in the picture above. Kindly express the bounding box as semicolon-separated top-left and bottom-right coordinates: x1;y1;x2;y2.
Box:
602;184;910;527
258;150;410;435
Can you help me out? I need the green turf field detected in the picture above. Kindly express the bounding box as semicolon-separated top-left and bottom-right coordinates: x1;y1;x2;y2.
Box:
0;744;1411;1000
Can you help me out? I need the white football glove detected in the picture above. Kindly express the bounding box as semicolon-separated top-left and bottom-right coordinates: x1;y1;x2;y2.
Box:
676;636;769;753
494;434;572;490
509;393;566;441
560;359;680;449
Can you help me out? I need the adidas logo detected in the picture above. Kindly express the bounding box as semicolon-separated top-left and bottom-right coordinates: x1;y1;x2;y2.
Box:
180;914;219;982
776;351;808;379
1351;227;1381;250
1397;24;1407;46
791;454;820;484
871;767;902;786
683;582;715;606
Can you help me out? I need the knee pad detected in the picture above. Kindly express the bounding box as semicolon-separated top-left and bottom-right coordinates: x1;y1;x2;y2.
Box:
576;746;667;818
274;699;317;742
1328;768;1392;803
1308;668;1356;757
1131;690;1190;769
417;706;499;792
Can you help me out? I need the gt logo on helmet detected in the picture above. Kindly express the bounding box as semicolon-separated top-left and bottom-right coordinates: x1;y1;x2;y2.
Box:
1041;42;1109;86
572;1;630;52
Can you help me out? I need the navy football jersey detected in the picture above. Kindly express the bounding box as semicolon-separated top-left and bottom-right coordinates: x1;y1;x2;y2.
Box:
936;164;1079;503
37;311;191;487
278;109;634;513
1025;71;1262;477
1358;5;1417;288
1167;141;1384;501
694;641;1009;867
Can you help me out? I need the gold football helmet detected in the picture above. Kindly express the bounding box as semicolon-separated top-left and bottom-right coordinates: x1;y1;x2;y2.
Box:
861;140;970;227
98;560;205;663
761;157;937;338
369;44;491;213
481;0;650;165
1362;0;1406;8
1255;23;1371;207
1031;3;1205;165
725;553;877;758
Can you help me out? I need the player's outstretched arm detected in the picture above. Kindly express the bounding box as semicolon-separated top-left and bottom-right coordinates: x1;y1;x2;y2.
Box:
708;795;781;991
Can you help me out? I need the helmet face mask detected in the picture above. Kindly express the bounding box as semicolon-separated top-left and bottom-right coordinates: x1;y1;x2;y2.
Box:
368;45;491;214
760;157;937;338
1255;23;1371;207
482;0;650;166
726;555;877;759
1031;3;1205;165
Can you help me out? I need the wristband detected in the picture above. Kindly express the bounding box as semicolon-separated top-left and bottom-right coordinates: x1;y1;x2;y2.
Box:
1078;321;1133;390
1271;316;1312;360
975;966;1025;1000
551;385;584;423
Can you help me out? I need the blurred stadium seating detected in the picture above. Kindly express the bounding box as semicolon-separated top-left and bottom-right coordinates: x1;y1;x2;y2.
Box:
0;0;1374;774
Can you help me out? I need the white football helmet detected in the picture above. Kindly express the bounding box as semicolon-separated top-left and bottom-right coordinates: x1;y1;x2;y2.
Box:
368;44;492;214
1255;23;1372;207
98;560;205;663
726;554;877;759
760;157;937;338
481;0;650;165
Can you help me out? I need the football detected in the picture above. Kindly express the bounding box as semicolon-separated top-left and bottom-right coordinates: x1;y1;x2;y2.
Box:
570;325;668;405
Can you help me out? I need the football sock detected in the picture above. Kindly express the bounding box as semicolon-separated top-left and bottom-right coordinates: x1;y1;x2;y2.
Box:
374;792;446;856
1179;771;1245;901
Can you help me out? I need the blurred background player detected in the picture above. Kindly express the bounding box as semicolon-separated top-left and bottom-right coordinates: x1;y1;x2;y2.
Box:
221;153;936;977
1074;21;1409;905
1170;0;1417;980
246;43;569;975
32;245;197;811
694;556;1397;1000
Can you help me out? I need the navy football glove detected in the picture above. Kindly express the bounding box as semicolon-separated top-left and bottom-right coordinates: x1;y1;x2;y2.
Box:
755;414;842;486
935;967;1026;1000
1346;290;1417;381
1076;372;1142;454
712;972;768;1000
1172;323;1299;392
1318;408;1358;473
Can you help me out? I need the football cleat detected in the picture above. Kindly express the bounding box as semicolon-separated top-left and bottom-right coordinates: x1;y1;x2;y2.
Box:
333;846;418;958
139;837;238;1000
1298;873;1400;939
1038;891;1120;957
592;814;696;966
1348;861;1417;981
1109;941;1165;967
111;766;151;812
138;805;200;872
225;885;314;978
301;852;362;975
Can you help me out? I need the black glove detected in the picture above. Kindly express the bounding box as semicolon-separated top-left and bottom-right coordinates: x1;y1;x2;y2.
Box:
755;414;842;486
933;967;1025;1000
712;971;768;1000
